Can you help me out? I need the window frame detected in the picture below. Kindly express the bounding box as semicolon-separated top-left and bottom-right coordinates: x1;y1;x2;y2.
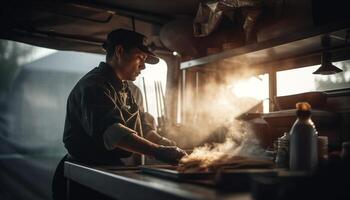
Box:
267;56;350;112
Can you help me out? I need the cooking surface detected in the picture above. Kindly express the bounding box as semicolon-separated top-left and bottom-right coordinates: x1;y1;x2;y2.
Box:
65;161;253;200
140;164;279;190
66;160;344;200
141;165;214;180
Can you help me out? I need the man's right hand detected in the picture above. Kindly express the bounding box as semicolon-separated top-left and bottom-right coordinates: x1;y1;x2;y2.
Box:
154;145;187;165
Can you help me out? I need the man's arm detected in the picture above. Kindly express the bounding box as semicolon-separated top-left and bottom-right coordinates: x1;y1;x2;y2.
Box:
103;122;186;164
140;112;176;146
81;85;186;164
107;128;186;164
144;130;176;146
115;131;159;156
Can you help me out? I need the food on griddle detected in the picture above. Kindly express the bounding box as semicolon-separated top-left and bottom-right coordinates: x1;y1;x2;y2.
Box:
178;154;274;173
177;156;215;173
177;133;274;173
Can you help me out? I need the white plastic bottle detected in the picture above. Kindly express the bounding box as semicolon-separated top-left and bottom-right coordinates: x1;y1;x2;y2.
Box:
289;102;318;171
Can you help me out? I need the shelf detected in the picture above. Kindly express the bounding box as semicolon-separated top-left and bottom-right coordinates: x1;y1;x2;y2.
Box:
180;23;350;70
262;109;338;129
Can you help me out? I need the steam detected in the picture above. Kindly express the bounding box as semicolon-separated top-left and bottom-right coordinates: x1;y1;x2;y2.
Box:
179;120;265;170
166;63;268;169
167;64;264;149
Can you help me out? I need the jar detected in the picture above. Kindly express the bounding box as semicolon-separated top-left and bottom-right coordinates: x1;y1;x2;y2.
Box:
289;102;318;171
275;132;290;168
317;136;328;160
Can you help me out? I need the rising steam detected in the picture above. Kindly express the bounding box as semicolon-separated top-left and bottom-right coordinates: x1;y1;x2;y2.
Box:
167;63;269;170
178;120;267;172
167;63;265;148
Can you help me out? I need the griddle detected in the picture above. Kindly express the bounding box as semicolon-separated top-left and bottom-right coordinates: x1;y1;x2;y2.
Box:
214;168;279;190
141;165;279;190
141;165;214;180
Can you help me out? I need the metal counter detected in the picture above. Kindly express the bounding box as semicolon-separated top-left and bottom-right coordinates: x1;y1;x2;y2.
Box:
64;161;252;200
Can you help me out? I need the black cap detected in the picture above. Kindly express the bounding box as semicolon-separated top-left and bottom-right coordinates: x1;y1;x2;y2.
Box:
102;29;159;64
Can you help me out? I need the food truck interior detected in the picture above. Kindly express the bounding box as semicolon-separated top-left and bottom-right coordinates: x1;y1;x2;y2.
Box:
1;0;350;200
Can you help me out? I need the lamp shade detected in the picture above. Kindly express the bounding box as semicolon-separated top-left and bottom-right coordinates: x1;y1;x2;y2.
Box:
313;51;343;75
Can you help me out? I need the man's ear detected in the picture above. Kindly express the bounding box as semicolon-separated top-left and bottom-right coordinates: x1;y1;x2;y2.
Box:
114;45;124;59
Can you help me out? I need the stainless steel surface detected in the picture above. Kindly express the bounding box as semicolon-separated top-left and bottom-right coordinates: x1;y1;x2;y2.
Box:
64;161;252;200
140;165;213;181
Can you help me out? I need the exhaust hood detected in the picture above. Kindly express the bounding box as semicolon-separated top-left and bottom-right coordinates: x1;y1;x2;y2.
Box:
180;0;350;70
180;23;350;70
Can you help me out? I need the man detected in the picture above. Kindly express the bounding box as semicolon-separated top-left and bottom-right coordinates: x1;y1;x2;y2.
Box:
52;29;187;200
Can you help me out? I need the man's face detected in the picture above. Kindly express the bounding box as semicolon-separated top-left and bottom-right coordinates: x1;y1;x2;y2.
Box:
118;47;148;81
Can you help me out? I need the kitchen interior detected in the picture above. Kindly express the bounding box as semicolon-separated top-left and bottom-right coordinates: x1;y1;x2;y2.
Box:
1;0;350;200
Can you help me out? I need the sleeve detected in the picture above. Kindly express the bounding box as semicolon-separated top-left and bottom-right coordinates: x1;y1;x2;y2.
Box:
80;85;136;150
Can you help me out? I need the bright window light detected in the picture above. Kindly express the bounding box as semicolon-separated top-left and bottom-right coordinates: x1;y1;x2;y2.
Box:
134;59;168;121
277;60;350;96
230;75;269;100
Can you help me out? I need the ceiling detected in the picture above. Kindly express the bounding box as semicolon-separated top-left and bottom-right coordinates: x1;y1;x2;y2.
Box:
0;0;200;54
1;0;349;65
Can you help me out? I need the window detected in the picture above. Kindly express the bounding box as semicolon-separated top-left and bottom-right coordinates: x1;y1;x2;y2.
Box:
0;40;105;156
134;59;168;122
229;73;270;113
0;39;56;92
277;60;350;96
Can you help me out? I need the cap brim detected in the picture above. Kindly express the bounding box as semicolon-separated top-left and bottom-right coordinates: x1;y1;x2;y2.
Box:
138;46;160;64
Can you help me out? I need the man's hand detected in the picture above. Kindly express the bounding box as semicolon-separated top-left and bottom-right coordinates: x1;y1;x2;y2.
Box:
154;145;188;165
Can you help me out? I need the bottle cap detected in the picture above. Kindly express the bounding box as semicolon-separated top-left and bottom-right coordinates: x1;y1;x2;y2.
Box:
296;102;311;116
296;102;311;111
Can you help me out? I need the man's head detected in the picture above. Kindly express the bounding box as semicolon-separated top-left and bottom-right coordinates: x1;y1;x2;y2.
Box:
103;29;159;81
103;29;159;64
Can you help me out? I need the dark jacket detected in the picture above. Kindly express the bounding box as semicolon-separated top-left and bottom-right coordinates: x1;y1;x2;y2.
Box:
63;62;147;165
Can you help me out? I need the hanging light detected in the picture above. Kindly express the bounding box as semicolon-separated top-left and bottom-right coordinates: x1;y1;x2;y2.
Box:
313;51;343;75
313;35;343;75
